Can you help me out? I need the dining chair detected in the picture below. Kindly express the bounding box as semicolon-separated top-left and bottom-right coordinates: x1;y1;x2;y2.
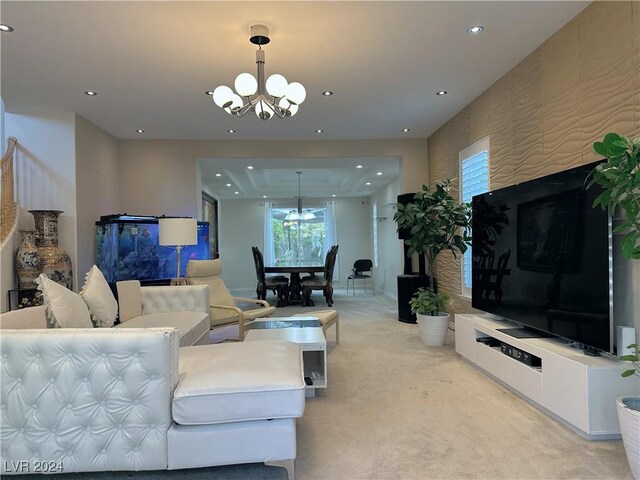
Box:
186;259;276;341
346;259;374;295
301;245;339;307
252;246;289;306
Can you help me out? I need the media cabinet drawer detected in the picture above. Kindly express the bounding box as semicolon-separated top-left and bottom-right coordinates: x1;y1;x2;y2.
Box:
454;315;476;361
474;342;542;404
542;351;588;431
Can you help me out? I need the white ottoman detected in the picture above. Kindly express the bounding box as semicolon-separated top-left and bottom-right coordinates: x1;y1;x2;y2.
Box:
172;341;306;425
168;341;306;479
293;309;339;344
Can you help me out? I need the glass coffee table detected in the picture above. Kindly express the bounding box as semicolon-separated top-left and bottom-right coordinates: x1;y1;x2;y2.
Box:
245;317;326;396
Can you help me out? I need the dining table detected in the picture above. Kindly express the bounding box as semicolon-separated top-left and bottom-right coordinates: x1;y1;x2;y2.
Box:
265;261;324;305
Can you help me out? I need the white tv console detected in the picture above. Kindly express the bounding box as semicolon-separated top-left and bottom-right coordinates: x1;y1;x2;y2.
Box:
455;314;640;440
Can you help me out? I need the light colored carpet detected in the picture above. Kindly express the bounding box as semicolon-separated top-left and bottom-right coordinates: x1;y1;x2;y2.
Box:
21;289;632;479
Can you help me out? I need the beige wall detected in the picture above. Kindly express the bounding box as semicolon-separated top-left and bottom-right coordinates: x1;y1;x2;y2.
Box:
427;2;640;337
117;138;426;299
3;112;78;305
117;139;428;218
369;178;402;298
75;114;119;280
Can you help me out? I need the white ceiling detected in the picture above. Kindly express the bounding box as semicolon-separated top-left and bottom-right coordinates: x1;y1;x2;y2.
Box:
199;156;401;199
1;1;589;142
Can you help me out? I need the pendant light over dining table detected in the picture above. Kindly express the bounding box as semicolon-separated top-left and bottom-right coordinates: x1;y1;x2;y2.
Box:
211;24;306;121
285;172;315;222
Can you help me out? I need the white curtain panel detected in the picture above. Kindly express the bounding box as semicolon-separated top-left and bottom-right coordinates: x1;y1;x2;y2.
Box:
263;202;275;266
323;201;338;278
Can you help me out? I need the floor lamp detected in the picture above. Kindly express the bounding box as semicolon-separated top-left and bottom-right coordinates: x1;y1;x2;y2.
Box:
159;217;197;285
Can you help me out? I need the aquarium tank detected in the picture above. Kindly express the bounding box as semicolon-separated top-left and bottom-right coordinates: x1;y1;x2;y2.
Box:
96;215;211;282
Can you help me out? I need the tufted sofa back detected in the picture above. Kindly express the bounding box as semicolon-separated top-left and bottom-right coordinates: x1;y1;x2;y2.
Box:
117;282;210;323
140;285;209;316
1;328;179;473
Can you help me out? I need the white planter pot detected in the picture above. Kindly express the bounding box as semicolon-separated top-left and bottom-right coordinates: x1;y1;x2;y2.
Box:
416;313;450;346
617;396;640;480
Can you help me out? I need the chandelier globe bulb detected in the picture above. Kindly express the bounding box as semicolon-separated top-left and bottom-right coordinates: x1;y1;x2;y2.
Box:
234;73;258;96
229;94;243;112
266;74;288;98
212;86;234;108
255;101;274;121
279;98;298;117
285;82;306;105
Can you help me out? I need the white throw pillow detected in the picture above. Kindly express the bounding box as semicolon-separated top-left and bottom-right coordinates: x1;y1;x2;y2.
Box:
80;265;118;327
35;274;93;328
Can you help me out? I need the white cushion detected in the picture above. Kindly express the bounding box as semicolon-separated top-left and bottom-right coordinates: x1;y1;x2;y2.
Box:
117;311;209;347
35;274;92;328
172;341;306;425
80;265;118;327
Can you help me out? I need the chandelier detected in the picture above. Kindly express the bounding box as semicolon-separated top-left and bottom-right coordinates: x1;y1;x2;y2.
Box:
285;172;316;221
211;24;306;121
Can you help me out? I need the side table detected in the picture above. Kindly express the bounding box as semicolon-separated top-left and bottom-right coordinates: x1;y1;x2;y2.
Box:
8;287;43;311
245;317;327;397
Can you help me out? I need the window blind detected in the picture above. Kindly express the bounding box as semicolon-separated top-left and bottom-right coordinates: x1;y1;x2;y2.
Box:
461;150;489;289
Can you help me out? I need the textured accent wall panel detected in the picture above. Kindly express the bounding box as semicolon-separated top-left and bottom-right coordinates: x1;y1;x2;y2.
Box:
426;1;640;317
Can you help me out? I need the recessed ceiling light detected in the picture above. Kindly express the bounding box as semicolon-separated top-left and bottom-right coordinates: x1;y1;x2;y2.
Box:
135;129;145;133
247;165;254;170
226;183;232;187
0;24;14;32
332;194;336;197
263;195;267;198
215;173;222;177
234;191;239;195
227;129;236;134
467;25;484;34
84;91;98;96
402;128;411;133
366;182;371;186
322;91;334;96
376;172;382;176
316;129;324;133
436;90;448;96
205;90;214;95
356;165;363;169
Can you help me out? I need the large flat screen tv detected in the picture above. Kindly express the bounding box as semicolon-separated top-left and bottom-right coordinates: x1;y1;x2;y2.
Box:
472;161;611;353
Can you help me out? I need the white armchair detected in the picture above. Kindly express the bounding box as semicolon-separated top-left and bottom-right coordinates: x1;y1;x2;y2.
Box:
186;259;275;341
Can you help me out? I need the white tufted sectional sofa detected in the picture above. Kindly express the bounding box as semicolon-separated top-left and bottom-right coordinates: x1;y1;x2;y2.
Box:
0;327;306;478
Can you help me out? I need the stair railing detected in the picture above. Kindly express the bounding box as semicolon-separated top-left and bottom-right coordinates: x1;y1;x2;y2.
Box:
1;137;18;246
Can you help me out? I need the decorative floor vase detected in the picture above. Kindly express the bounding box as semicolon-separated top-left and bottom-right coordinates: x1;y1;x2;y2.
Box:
29;209;73;289
15;229;40;288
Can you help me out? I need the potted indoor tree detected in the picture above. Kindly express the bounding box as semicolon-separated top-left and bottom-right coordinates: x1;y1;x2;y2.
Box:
394;178;471;292
588;132;640;479
409;288;451;346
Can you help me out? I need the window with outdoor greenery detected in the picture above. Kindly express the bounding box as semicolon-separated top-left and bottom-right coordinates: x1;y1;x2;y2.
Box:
270;207;327;264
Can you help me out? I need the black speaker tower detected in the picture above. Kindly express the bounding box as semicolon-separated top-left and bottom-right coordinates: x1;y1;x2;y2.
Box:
396;193;431;323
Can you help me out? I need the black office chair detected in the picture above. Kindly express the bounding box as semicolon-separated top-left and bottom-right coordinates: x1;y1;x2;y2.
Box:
346;259;374;296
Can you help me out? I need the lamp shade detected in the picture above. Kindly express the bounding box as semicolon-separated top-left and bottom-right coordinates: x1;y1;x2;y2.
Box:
159;217;198;246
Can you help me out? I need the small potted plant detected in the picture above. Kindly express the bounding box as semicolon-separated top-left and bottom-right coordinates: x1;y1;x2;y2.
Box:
409;288;451;346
